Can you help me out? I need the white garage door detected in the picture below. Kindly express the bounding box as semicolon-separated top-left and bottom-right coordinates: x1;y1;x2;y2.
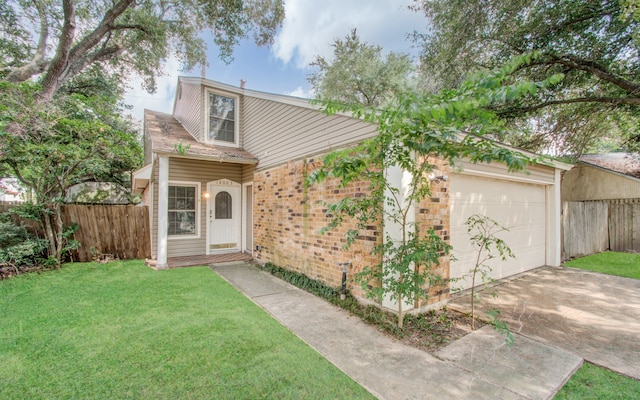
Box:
450;174;546;291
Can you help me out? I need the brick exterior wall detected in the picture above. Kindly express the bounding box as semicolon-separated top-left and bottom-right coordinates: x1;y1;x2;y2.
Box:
253;155;452;305
253;157;380;299
417;156;452;305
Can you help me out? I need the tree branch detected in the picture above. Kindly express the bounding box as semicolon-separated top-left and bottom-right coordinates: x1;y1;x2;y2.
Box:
499;96;640;115
5;1;50;82
553;54;640;96
66;45;124;79
38;0;76;102
533;1;619;43
66;0;136;66
111;24;150;33
38;0;135;102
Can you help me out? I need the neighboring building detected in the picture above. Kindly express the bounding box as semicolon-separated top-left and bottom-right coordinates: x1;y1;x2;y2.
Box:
0;178;25;203
132;76;570;310
562;153;640;201
66;182;132;204
561;153;640;259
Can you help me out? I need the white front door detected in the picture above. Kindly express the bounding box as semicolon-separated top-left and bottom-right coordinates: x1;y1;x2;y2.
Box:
207;179;241;254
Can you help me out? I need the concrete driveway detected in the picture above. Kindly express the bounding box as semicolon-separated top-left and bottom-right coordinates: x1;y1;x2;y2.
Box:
448;266;640;380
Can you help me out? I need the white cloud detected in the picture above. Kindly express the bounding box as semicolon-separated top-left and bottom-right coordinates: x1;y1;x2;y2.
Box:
123;56;182;122
284;86;315;99
273;0;426;68
124;3;428;118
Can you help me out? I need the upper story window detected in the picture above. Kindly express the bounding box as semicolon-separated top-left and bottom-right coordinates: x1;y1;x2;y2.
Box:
207;92;238;146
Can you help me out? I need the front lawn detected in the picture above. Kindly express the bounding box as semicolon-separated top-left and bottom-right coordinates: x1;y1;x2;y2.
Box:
0;261;374;399
564;251;640;279
554;362;640;400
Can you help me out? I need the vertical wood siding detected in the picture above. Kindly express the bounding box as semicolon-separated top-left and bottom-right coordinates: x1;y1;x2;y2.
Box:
64;205;151;261
0;204;150;262
242;97;378;170
562;201;609;260
173;81;203;141
562;199;640;259
609;199;640;252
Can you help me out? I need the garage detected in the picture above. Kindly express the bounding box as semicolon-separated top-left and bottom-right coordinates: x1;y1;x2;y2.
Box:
449;165;555;291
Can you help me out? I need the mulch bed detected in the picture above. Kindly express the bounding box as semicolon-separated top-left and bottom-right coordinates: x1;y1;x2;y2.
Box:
0;265;49;280
399;307;484;352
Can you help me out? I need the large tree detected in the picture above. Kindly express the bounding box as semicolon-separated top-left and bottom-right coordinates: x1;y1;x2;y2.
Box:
0;74;142;264
412;0;640;156
0;0;284;265
308;29;414;107
1;0;285;101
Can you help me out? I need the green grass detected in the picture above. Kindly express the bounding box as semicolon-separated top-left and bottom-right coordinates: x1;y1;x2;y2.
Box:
0;261;374;399
564;251;640;279
554;362;640;399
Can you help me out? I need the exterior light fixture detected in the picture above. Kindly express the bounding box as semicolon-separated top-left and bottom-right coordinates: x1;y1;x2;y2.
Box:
428;173;448;183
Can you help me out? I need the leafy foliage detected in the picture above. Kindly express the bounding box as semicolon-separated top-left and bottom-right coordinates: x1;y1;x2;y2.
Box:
0;80;141;265
1;0;285;99
308;29;414;107
0;218;48;269
412;0;640;156
262;263;341;299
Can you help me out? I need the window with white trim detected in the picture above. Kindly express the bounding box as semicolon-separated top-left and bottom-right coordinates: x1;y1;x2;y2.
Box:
207;92;237;145
168;185;197;235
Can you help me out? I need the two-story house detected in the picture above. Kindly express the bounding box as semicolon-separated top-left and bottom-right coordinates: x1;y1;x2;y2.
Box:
133;76;570;308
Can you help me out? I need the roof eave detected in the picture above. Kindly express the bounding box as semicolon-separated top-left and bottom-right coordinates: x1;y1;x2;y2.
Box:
154;150;259;165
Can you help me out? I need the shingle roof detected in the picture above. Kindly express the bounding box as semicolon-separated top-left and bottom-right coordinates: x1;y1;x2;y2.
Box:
145;110;258;164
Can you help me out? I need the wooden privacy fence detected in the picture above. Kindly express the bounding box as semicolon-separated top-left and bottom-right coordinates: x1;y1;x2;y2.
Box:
63;205;151;262
563;199;640;260
0;203;150;262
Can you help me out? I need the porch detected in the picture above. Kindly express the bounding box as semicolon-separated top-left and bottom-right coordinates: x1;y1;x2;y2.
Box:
146;252;253;269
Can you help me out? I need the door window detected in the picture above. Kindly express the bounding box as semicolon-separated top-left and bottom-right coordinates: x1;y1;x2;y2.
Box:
215;191;232;219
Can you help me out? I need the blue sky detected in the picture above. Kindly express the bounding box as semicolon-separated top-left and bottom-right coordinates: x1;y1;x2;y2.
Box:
123;0;427;121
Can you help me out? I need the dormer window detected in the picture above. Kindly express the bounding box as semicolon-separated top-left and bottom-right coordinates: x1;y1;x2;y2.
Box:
207;91;238;146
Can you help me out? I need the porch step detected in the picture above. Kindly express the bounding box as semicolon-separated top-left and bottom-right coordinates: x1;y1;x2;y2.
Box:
145;252;253;269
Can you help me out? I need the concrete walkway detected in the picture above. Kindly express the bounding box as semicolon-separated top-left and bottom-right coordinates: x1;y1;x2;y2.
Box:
449;266;640;380
211;262;582;400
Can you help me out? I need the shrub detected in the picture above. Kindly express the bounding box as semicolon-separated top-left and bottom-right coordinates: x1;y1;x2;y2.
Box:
0;221;49;269
0;221;30;248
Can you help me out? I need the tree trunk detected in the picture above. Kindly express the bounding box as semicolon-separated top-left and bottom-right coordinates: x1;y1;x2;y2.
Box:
42;208;57;264
41;203;64;267
471;269;476;330
53;202;64;266
37;0;77;103
397;272;404;329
